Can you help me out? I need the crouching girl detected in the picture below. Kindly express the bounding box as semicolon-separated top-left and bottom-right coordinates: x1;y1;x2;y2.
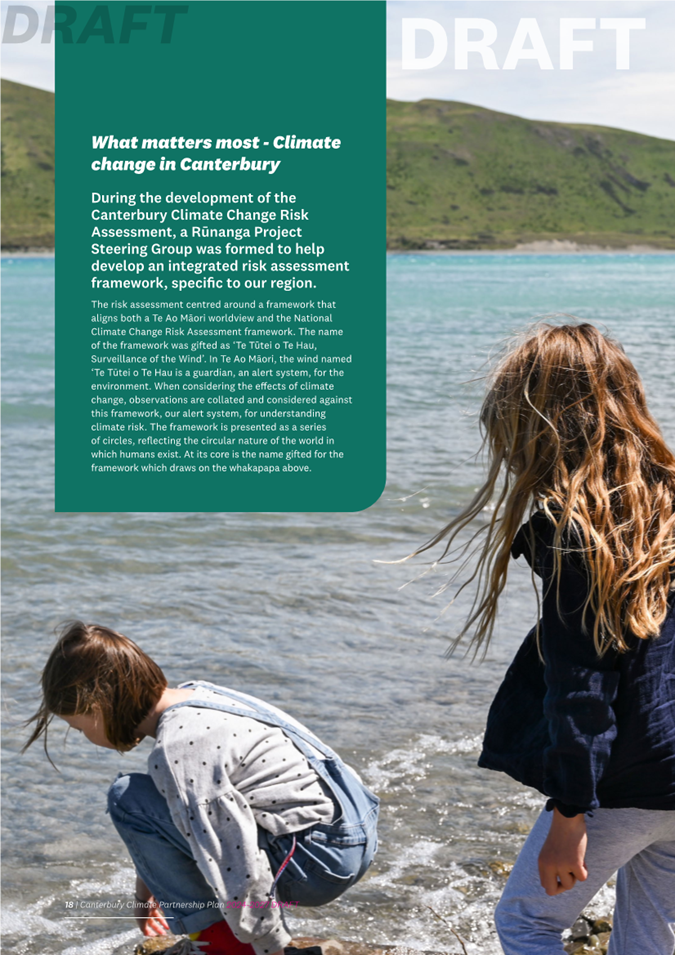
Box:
25;623;379;955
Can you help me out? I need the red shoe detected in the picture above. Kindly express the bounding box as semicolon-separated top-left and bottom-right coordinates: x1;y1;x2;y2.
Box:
189;919;258;955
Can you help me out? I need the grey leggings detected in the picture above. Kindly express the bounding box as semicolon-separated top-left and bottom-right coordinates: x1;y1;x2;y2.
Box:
495;807;675;955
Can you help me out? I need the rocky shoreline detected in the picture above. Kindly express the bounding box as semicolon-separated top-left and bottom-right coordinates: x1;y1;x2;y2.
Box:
1;247;55;257
134;937;472;955
563;916;613;954
132;919;614;955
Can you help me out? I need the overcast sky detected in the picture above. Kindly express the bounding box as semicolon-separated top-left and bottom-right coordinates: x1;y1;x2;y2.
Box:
1;1;53;91
2;1;674;140
388;1;675;140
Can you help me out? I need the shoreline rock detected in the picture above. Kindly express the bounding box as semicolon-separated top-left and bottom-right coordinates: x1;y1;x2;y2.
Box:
133;922;614;955
1;247;55;257
134;937;454;955
563;916;613;955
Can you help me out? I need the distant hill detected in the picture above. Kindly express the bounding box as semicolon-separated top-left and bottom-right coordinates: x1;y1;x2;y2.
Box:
3;85;675;250
387;99;675;249
1;79;54;249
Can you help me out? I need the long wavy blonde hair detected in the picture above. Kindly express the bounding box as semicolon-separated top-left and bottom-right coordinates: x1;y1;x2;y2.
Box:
418;322;675;656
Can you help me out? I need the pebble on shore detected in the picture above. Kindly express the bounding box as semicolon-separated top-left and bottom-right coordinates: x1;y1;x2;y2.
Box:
563;916;613;955
135;939;408;955
133;936;467;955
133;921;615;955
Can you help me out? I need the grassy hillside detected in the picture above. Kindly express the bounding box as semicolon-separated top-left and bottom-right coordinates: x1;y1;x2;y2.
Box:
2;79;55;249
387;99;675;249
3;85;675;250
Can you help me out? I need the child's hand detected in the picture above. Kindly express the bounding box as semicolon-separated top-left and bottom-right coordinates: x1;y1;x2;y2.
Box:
538;808;588;896
133;893;171;936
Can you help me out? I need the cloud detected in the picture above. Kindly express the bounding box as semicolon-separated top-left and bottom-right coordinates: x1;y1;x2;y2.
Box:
1;0;54;91
2;0;674;139
388;0;675;140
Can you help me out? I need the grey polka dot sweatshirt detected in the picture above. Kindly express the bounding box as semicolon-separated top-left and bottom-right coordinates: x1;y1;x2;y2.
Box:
149;686;334;955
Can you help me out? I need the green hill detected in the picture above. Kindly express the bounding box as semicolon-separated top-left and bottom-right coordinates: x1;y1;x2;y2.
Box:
387;99;675;249
1;79;55;249
3;85;675;250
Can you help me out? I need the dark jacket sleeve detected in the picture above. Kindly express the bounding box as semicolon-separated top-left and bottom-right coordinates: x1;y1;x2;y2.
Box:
516;514;621;814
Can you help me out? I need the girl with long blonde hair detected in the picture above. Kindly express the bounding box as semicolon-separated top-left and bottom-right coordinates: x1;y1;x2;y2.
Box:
422;323;675;954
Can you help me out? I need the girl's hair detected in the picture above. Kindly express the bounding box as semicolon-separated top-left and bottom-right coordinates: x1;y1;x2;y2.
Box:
23;622;167;760
418;322;675;656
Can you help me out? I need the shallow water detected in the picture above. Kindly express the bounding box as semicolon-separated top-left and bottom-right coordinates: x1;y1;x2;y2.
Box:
2;253;674;954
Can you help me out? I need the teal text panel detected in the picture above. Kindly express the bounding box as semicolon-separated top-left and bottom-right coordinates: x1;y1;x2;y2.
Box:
55;1;385;511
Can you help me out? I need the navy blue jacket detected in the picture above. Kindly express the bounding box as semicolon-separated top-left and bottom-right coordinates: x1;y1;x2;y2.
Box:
478;511;675;815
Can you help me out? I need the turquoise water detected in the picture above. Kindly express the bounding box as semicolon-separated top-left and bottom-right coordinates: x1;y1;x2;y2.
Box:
2;253;674;954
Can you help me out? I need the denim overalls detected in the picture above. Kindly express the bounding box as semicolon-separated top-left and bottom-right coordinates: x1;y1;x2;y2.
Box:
108;682;379;936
